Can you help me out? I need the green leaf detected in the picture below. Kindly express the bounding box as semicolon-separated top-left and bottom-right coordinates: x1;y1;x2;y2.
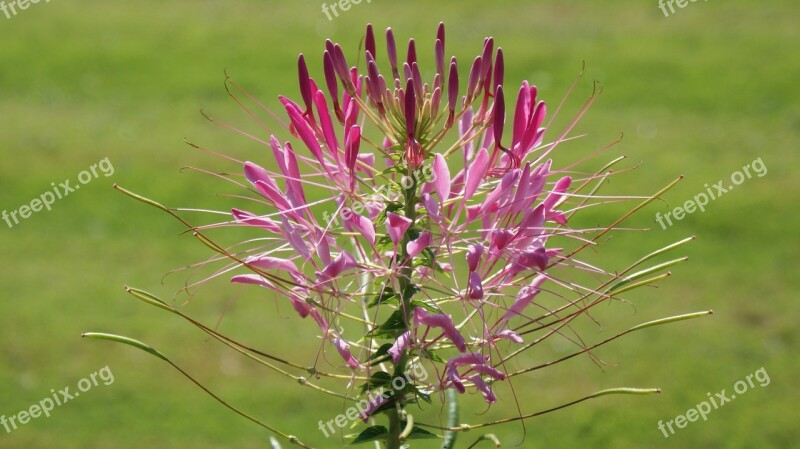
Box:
404;426;438;440
411;299;438;313
419;348;446;363
360;371;392;393
350;425;389;445
367;309;407;339
368;288;398;308
368;343;393;364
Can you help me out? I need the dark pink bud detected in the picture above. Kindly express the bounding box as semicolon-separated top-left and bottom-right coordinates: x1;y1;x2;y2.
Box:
297;54;313;117
437;22;446;49
481;37;494;79
386;27;399;78
365;23;376;62
405;79;416;135
407;38;417;66
333;44;353;93
467;56;482;102
447;57;459;120
435;39;445;79
493;85;506;148
493;48;504;93
411;62;423;100
322;51;342;122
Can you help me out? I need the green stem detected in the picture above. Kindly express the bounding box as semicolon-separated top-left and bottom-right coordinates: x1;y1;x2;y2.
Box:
386;167;420;448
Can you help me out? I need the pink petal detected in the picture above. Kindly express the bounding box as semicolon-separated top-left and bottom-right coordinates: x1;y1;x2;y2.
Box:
464;148;489;200
467;271;484;300
466;375;496;403
343;213;376;245
245;255;302;278
406;232;432;258
501;275;547;324
231;209;282;234
386;212;412;244
466;243;484;272
332;337;360;368
542;176;572;210
470;364;506;380
432;153;451;202
316;251;359;281
388;331;411;364
493;329;524;344
447;353;487;368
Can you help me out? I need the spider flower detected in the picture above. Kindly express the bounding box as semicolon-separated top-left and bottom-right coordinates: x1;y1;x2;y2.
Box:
115;21;702;447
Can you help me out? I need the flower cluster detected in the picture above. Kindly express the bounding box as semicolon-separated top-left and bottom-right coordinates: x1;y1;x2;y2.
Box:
99;21;705;449
226;22;574;413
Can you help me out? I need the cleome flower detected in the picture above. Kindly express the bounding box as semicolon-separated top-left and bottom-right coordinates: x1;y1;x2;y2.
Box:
93;21;710;449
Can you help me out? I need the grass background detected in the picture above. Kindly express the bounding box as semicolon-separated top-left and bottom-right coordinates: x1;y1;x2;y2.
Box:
0;0;798;448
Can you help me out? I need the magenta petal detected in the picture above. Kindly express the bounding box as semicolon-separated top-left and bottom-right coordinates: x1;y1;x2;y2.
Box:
446;368;466;393
466;375;496;403
359;393;390;422
470;364;506;381
467;271;484;300
245;255;301;278
466;243;484;272
543;176;572;210
231;209;282;234
388;331;411;364
333;337;360;368
432;153;451;202
317;251;359;281
464;148;489;200
493;329;524;344
501;275;547;324
406;232;432;258
343;213;376;245
231;274;273;288
314;90;340;158
386;212;412;244
417;313;466;352
447;353;488;368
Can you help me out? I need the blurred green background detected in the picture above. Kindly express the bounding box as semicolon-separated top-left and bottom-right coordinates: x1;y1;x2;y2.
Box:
1;0;798;448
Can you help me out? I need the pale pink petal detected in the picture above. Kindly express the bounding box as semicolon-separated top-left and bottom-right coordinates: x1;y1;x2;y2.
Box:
470;364;506;380
466;375;496;403
501;275;547;324
431;153;451;202
464;147;489;200
493;329;524;344
332;337;360;368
